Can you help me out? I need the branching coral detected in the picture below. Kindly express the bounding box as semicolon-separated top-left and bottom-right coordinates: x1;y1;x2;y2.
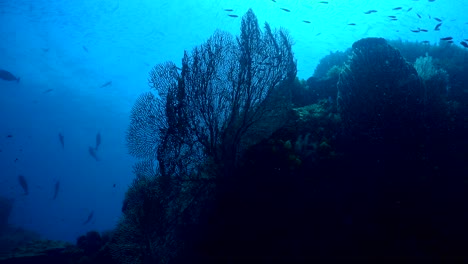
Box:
117;8;297;264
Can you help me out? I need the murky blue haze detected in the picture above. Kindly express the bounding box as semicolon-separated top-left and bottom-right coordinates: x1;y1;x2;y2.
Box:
0;0;466;243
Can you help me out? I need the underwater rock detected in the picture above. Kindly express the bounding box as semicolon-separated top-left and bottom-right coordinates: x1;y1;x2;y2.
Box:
0;239;72;263
76;231;103;256
337;37;424;141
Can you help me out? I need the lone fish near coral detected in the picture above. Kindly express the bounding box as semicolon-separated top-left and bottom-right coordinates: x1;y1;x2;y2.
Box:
0;69;20;82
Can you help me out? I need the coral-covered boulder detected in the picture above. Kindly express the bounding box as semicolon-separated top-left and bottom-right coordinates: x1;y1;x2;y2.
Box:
337;38;424;143
76;231;103;256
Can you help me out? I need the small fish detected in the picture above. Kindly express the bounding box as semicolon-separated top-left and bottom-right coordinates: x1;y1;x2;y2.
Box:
89;146;100;161
319;1;328;3
280;8;290;12
113;183;116;188
82;46;88;52
6;134;13;138
364;10;377;14
52;181;60;200
228;14;238;17
42;89;54;94
434;17;442;22
388;16;396;18
272;0;276;2
410;29;420;33
417;13;421;18
224;9;233;12
390;18;398;21
422;40;430;44
83;211;94;225
59;133;64;149
440;37;453;41
407;7;413;12
420;29;428;32
18;175;28;195
100;81;112;88
41;48;49;52
347;23;356;26
392;7;402;10
0;69;20;82
447;40;454;44
302;20;311;24
434;23;442;31
428;0;435;2
95;132;101;150
460;41;468;48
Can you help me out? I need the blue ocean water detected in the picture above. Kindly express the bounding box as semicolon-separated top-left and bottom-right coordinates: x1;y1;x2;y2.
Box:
0;0;466;243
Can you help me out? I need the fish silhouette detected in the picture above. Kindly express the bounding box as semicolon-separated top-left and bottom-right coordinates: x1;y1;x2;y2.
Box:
88;146;100;161
42;89;54;94
18;175;28;195
0;69;20;82
58;133;64;149
52;181;60;200
95;132;101;150
83;211;94;225
100;81;112;88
